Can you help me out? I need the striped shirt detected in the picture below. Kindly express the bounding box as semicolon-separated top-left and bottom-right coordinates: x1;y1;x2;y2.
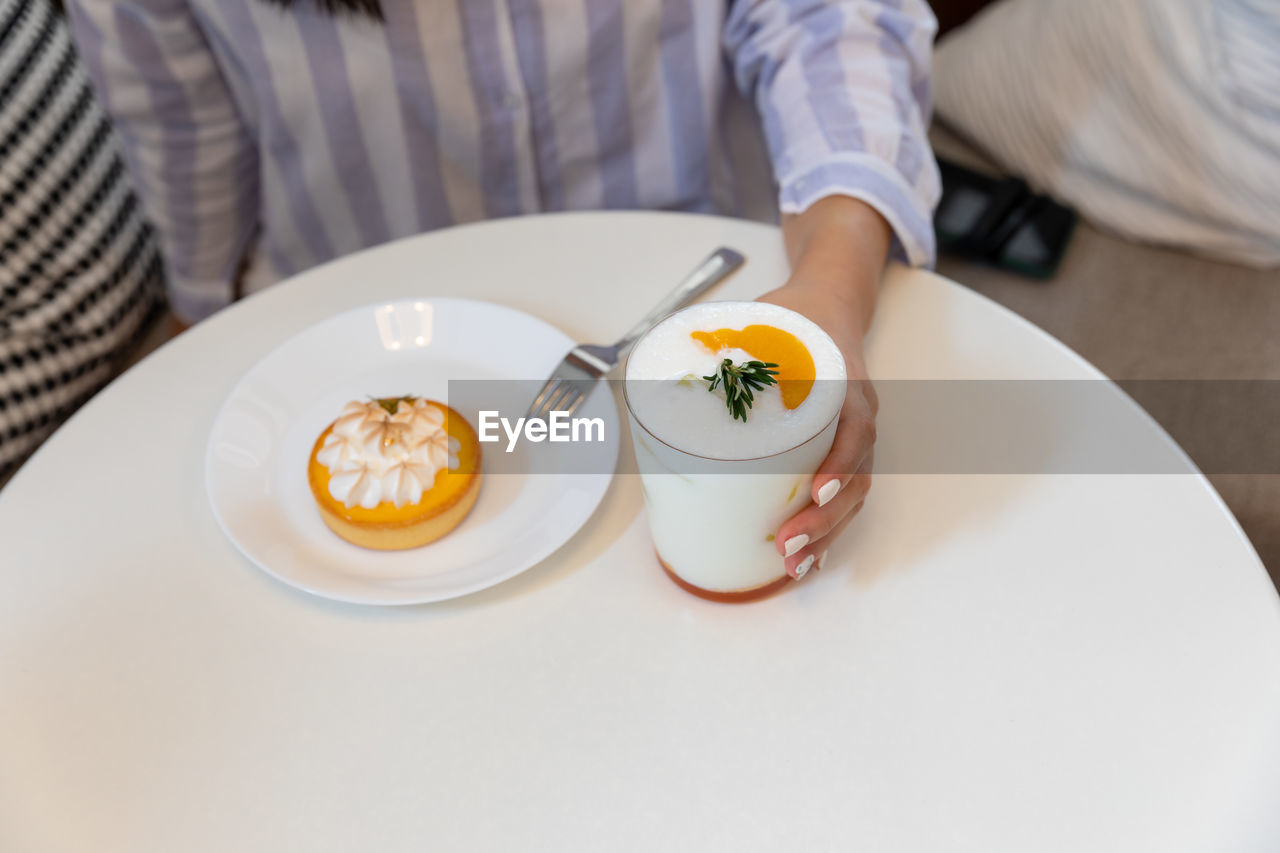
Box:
65;0;940;324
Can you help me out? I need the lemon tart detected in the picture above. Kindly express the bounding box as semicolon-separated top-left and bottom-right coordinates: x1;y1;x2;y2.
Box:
307;397;481;550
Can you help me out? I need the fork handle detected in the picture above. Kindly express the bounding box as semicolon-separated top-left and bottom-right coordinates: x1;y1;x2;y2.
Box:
611;247;745;355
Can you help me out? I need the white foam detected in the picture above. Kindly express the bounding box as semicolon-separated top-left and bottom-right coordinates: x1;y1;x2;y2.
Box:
625;301;846;460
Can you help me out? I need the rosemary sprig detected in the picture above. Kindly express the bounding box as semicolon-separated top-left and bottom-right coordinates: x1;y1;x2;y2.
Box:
703;359;779;422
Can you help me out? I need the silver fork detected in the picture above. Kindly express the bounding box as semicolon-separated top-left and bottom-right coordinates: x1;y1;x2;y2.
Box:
526;247;745;420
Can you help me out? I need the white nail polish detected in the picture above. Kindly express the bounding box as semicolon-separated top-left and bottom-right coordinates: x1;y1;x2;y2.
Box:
795;554;815;579
817;479;840;507
818;550;828;570
783;534;809;557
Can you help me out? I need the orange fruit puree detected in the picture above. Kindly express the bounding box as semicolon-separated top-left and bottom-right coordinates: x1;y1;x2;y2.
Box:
691;324;815;409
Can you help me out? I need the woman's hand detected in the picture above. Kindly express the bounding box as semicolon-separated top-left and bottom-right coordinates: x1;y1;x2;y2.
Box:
757;196;891;579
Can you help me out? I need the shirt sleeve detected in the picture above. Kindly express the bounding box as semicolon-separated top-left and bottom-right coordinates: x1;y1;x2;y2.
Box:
65;1;258;323
723;0;940;266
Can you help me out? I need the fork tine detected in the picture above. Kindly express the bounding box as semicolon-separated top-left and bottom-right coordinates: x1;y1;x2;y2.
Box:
559;388;587;417
527;379;562;419
542;383;574;417
529;383;569;422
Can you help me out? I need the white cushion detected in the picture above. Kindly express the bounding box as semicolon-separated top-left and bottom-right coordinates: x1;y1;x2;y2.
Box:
933;0;1280;268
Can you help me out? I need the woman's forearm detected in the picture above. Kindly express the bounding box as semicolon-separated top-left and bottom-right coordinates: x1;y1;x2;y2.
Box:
780;196;893;342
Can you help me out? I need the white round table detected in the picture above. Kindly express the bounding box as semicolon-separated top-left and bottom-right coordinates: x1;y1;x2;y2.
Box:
3;213;1278;852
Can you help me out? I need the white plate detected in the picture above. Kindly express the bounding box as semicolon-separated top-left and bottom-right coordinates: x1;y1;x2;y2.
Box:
205;298;618;605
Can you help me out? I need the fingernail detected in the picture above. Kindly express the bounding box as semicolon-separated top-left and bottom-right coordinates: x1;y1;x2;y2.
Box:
818;550;828;570
795;554;815;579
783;534;809;557
817;479;840;507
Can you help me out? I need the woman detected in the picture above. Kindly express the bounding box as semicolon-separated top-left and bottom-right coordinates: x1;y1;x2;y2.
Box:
66;0;939;579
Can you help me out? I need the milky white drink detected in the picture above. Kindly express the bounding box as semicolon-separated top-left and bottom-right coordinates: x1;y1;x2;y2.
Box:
624;301;846;601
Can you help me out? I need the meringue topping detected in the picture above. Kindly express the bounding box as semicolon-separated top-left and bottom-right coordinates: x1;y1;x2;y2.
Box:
316;398;460;509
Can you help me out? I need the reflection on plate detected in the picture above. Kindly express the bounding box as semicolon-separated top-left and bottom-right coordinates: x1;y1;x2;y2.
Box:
205;298;618;605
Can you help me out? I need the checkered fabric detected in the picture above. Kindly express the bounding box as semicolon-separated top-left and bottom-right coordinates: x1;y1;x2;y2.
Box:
1;0;163;476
